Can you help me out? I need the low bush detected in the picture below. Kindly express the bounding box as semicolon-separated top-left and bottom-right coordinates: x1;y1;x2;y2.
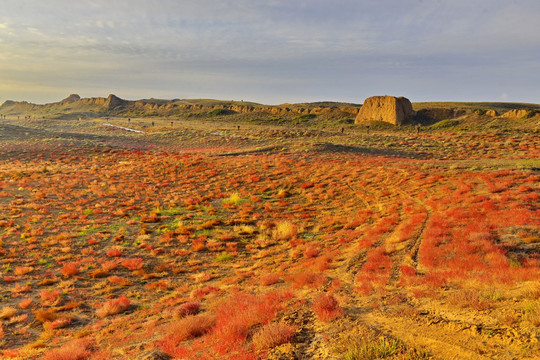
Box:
428;119;460;130
251;323;296;351
312;293;343;322
167;313;216;341
40;339;93;360
260;273;280;286
174;302;201;318
96;296;130;318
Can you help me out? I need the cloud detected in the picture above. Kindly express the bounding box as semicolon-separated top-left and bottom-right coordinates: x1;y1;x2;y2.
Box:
1;0;540;103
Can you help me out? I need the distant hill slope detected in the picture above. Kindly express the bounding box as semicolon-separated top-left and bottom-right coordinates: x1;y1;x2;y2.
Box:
1;94;539;125
412;101;540;113
0;94;361;120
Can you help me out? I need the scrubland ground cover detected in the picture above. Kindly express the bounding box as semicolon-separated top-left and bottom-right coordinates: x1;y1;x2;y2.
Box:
0;116;538;359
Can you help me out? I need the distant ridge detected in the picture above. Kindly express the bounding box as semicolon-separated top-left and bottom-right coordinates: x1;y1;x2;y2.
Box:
1;94;539;122
0;94;361;119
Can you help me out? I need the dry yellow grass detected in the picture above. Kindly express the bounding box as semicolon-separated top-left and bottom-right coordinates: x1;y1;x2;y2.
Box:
273;221;296;241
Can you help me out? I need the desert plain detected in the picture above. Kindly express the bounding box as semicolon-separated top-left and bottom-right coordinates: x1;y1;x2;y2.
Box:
0;96;538;359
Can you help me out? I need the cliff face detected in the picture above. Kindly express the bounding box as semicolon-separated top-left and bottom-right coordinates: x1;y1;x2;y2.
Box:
77;94;129;110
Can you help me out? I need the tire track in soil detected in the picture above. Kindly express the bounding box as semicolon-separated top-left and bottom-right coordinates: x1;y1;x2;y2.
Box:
279;308;317;360
332;177;534;360
294;184;402;359
324;172;495;360
358;311;491;360
358;307;538;360
387;202;430;287
386;168;433;285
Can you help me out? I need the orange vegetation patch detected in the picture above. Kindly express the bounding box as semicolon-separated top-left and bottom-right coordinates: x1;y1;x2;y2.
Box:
0;133;538;358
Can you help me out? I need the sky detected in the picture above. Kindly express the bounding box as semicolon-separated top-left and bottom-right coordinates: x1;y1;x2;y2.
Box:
1;0;540;105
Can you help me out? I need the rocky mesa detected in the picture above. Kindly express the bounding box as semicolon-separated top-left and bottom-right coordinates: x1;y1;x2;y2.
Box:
355;96;413;125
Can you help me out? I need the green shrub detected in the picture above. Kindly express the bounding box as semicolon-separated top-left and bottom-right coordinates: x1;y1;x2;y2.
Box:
522;109;538;119
296;113;316;121
344;337;402;360
474;109;487;116
215;252;233;262
207;108;228;116
428;119;460;130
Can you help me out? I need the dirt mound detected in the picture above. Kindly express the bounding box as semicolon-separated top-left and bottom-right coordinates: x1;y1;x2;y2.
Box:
355;96;413;125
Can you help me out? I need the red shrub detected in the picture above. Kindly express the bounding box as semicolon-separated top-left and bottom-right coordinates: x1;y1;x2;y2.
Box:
191;286;220;299
49;317;72;329
251;323;296;351
167;314;216;341
356;247;392;288
41;289;61;305
226;242;238;252
301;182;314;189
107;276;131;286
213;291;293;344
175;302;201;318
106;249;122;257
260;273;280;286
312;293;343;322
303;247;320;258
96;296;130;318
286;271;325;289
40;339;93;360
192;238;206;252
101;260;118;271
61;262;79;277
400;265;416;278
313;254;333;271
19;298;33;309
121;258;144;271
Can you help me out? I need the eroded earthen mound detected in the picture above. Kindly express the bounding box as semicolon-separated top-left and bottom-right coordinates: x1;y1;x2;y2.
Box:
502;109;530;118
61;94;81;104
355;96;413;125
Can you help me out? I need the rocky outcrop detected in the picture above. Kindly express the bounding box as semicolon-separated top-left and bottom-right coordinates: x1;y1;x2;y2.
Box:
485;109;498;117
60;94;81;104
75;94;129;110
104;94;127;110
501;109;530;118
355;96;413;125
